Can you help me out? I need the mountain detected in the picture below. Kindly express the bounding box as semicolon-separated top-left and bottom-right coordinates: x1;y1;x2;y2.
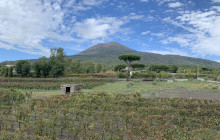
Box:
2;42;220;67
69;42;220;67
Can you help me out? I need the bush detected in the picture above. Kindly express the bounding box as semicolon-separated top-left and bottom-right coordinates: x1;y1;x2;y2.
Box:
159;71;169;79
131;72;141;78
127;81;134;88
212;86;218;90
152;81;157;85
118;72;126;78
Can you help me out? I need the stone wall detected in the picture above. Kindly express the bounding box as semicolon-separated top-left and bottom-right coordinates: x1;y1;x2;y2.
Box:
60;84;82;94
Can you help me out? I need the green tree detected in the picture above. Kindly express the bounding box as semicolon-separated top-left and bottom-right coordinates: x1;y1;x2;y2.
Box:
33;57;50;78
49;48;66;77
130;63;145;70
70;59;83;74
118;54;141;81
96;64;103;73
114;64;126;72
83;62;95;74
8;67;13;77
1;67;8;77
21;62;31;77
33;61;41;78
168;65;178;73
15;60;31;77
148;64;169;73
39;57;50;78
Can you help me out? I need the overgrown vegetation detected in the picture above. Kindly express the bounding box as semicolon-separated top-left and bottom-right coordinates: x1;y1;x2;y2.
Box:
0;89;219;139
0;78;116;90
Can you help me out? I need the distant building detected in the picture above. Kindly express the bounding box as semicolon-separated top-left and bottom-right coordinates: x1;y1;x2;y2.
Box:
60;84;82;94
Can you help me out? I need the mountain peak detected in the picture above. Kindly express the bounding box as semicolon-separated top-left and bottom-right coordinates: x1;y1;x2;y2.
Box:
71;42;220;67
78;42;135;56
87;42;134;51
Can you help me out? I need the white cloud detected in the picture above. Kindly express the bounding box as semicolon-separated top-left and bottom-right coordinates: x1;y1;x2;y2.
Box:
72;13;144;40
151;32;165;37
0;0;113;56
212;0;220;3
147;48;190;56
211;6;220;12
72;17;124;39
163;7;220;56
81;0;108;6
155;0;173;5
168;2;183;8
0;0;71;56
141;31;150;35
140;0;149;2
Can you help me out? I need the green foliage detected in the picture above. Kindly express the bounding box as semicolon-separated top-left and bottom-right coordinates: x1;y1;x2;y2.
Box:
1;90;219;139
15;60;31;77
168;65;178;73
84;62;96;73
118;54;141;81
0;77;116;90
118;54;141;64
0;67;9;77
69;59;83;74
8;67;13;77
49;48;66;77
148;64;169;73
159;71;169;78
114;64;126;72
96;64;102;73
118;72;126;78
130;63;145;70
126;81;134;88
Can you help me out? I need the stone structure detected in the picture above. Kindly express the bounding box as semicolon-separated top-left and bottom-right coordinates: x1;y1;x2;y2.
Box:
60;84;82;94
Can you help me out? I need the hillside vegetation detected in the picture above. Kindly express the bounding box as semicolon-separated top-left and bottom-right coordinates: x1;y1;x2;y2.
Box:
70;42;220;66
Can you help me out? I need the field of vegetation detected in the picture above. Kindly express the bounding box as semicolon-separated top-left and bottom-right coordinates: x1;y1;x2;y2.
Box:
1;89;219;139
0;77;116;90
0;77;219;139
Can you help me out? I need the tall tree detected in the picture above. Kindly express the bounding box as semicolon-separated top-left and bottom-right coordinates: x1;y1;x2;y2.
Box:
118;54;141;81
8;67;13;77
96;64;103;73
49;48;66;77
70;59;83;74
33;57;50;78
15;60;31;77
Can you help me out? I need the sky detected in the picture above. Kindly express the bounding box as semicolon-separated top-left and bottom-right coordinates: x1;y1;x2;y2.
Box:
0;0;220;62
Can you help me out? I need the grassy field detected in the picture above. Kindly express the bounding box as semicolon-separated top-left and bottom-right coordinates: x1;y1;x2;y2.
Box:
84;80;220;101
5;80;220;101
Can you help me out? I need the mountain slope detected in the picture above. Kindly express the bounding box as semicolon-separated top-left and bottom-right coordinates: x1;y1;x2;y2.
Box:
69;42;220;66
3;42;220;67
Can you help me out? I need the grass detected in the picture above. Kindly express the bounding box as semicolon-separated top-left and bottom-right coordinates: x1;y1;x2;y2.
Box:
83;80;220;100
84;80;220;93
4;89;61;98
2;80;220;100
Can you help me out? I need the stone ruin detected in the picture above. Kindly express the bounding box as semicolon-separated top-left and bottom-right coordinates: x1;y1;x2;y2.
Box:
60;84;82;94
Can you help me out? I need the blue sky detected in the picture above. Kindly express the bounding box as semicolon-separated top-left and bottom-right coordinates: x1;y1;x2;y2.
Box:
1;0;220;62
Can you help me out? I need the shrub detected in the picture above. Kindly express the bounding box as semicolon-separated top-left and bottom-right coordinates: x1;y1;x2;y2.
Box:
159;71;169;79
118;72;126;78
131;72;141;78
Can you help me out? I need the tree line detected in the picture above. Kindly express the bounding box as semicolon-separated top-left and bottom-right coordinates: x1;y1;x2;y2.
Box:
0;48;109;78
0;48;219;78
